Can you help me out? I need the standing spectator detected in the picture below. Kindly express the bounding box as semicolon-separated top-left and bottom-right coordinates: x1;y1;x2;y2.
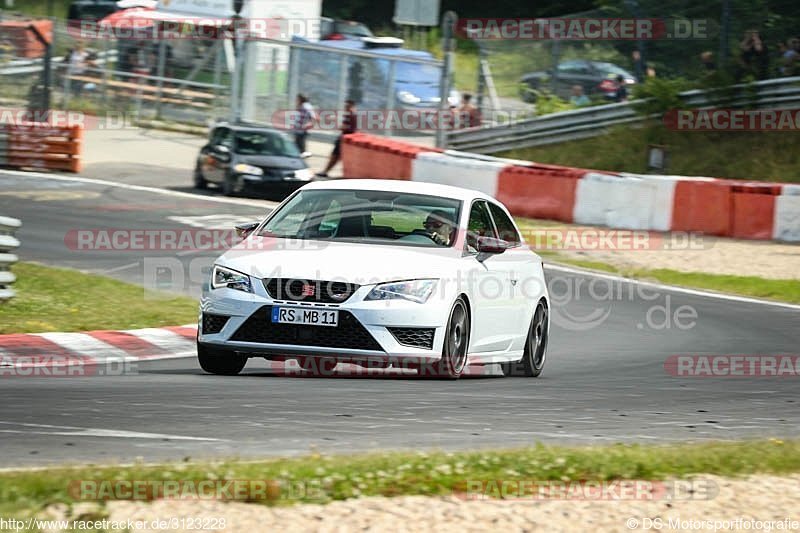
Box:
569;85;590;107
458;93;481;128
317;99;356;178
700;51;716;72
614;75;628;102
631;49;645;81
291;94;315;157
65;42;88;97
778;38;798;76
739;29;769;80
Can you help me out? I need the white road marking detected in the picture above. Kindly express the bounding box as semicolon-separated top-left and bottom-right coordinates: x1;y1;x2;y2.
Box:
0;422;222;441
100;262;141;274
0;169;279;209
546;263;800;311
168;214;258;229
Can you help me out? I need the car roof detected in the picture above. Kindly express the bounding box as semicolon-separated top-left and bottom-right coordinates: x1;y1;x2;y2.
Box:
213;122;285;134
300;179;497;203
291;36;434;61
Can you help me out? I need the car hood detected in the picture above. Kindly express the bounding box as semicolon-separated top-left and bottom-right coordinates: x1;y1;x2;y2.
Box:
218;238;461;285
238;155;305;170
396;80;440;102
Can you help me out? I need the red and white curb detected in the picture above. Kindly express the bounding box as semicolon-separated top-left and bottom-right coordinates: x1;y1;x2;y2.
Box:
0;324;197;369
0;324;502;376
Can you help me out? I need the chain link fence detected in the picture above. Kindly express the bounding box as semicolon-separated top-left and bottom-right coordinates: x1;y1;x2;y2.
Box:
0;11;231;125
456;3;800;122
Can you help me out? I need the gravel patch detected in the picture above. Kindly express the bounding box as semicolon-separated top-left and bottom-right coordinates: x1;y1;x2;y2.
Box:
42;473;800;532
542;229;800;281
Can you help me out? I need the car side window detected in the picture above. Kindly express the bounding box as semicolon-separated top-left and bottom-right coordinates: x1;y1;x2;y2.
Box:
557;60;589;75
219;129;234;148
210;127;226;145
466;201;497;251
487;202;521;246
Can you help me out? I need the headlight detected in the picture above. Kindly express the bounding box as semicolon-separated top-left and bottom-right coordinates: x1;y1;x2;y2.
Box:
233;163;263;176
365;279;437;304
211;265;253;293
294;167;314;180
397;91;421;105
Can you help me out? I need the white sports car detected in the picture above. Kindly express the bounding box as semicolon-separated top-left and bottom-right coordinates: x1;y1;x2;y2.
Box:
197;179;550;379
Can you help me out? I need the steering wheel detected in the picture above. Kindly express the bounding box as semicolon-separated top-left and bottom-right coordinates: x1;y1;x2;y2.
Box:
410;228;439;242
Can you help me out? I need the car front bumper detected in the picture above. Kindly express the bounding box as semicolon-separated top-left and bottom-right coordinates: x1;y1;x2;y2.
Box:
198;283;450;363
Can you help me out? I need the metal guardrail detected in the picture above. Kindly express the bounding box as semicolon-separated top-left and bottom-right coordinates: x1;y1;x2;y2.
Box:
447;77;800;154
0;50;117;76
0;216;21;302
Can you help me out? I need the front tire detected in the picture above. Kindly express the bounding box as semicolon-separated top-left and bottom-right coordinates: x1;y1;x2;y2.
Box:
222;172;237;196
502;300;548;378
197;343;247;375
193;163;207;189
430;297;470;379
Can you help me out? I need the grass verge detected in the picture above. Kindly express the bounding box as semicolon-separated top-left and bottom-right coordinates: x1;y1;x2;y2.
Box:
500;125;800;183
0;439;797;516
540;252;800;304
0;262;198;334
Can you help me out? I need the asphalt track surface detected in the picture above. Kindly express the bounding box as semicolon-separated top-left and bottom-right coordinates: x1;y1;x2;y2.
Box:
1;170;799;467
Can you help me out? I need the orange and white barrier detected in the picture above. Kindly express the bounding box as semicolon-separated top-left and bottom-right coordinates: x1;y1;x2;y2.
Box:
0;123;82;173
774;185;800;241
340;133;800;242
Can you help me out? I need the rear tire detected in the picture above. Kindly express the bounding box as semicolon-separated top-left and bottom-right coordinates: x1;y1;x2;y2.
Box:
197;343;247;375
502;300;548;378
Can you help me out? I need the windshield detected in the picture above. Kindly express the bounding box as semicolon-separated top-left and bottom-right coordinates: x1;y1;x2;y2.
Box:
395;63;440;85
594;62;634;78
258;189;462;247
235;131;300;157
335;21;373;37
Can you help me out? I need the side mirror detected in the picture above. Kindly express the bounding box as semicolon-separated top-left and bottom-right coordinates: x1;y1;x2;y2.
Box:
476;236;508;261
235;222;259;239
213;145;231;161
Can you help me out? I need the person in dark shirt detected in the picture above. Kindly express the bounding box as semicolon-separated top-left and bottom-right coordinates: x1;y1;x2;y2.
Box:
700;51;716;72
614;75;628;102
317;99;356;178
739;29;770;80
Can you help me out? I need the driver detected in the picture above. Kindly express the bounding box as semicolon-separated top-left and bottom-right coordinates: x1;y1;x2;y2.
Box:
423;210;454;246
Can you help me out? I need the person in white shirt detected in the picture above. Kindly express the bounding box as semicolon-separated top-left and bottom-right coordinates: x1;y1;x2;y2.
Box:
292;94;316;157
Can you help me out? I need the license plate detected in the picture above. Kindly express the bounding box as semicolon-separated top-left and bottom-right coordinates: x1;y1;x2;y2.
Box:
271;307;339;327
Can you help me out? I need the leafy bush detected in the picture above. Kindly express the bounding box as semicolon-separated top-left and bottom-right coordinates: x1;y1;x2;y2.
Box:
631;77;691;117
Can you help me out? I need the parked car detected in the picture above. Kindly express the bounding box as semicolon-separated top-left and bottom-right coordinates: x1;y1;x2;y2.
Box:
520;60;637;102
194;122;314;196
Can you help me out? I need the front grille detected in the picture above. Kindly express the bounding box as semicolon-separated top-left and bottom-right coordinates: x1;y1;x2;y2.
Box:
261;168;295;179
202;313;229;334
264;278;359;304
231;306;382;351
387;327;435;350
